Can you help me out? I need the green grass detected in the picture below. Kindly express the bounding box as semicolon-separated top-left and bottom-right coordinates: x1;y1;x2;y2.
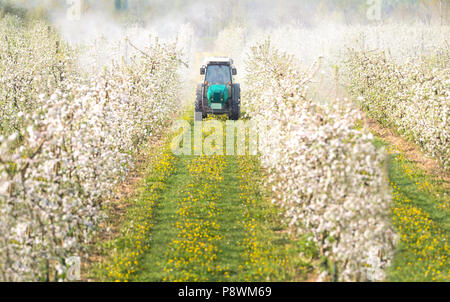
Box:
205;157;248;280
372;137;449;281
133;155;247;281
132;146;315;281
131;155;191;281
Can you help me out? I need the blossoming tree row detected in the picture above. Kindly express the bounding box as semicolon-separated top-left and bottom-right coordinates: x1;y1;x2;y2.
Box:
243;39;395;281
0;17;184;281
347;47;450;172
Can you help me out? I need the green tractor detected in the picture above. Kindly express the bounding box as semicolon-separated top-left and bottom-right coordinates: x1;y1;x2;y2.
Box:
195;57;240;121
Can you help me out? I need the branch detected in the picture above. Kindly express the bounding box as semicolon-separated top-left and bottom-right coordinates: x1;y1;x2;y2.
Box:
19;138;46;174
0;153;14;179
178;58;189;68
127;38;188;68
126;39;149;58
300;56;323;86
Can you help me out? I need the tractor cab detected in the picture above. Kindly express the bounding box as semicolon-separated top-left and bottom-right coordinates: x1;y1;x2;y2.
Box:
200;57;237;84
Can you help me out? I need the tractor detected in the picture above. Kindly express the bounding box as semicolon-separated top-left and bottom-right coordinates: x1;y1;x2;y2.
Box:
195;57;240;121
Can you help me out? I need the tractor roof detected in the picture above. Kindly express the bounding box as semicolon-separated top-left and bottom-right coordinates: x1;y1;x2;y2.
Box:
204;57;233;66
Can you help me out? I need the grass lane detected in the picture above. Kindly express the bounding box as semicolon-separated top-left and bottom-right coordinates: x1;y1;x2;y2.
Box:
210;156;248;281
373;138;449;281
134;153;248;281
132;155;192;281
93;111;317;281
133;152;315;281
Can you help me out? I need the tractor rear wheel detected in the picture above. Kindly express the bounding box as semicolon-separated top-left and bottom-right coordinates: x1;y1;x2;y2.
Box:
229;84;240;121
195;84;207;121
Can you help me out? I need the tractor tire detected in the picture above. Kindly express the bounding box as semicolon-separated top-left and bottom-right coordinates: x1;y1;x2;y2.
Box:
229;83;240;121
195;84;207;121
